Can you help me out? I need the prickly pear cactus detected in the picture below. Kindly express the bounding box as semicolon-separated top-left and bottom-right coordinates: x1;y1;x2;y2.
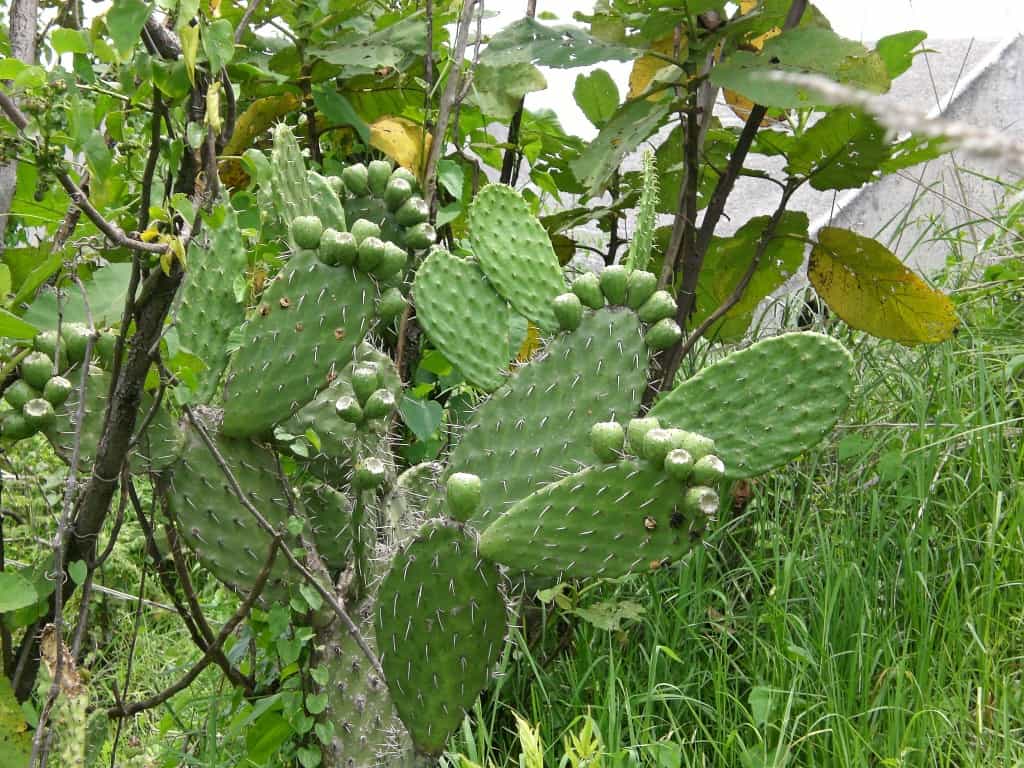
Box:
339;160;435;252
650;332;854;477
270;123;314;224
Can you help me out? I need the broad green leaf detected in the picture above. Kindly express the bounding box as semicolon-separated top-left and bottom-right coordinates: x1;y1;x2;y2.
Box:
106;0;150;56
310;15;426;75
479;18;635;69
0;59;26;79
0;573;38;612
0;264;11;298
809;227;958;344
786;108;890;190
875;30;927;78
0;675;30;767
473;62;547;120
312;87;369;144
573;68;619;128
571;98;671;196
83;130;112;179
51;28;90;54
570;599;644;631
202;18;235;72
399;395;443;442
711;27;890;109
11;249;63;307
693;211;809;340
24;263;133;330
0;307;39;340
437;159;464;199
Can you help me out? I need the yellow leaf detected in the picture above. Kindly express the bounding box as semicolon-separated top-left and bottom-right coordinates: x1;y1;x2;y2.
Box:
809;226;958;344
515;322;541;363
139;226;161;242
205;81;222;133
723;3;782;124
219;92;302;188
627;35;683;100
180;24;199;87
369;116;431;177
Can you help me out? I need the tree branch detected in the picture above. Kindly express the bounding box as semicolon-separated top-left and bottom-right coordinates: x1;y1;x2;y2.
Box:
499;0;538;185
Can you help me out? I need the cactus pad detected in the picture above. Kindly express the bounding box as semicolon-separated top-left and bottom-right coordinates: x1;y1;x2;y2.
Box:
479;458;712;579
376;520;506;755
412;248;509;391
649;332;854;478
468;184;566;331
300;483;353;573
447;307;648;530
222;252;376;437
270;124;313;224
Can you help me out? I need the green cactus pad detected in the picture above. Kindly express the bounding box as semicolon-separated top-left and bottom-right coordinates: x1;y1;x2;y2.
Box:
376;520;506;755
479;458;712;579
447;307;649;530
307;170;347;232
300;483;352;573
168;417;297;603
649;332;854;478
413;248;509;391
468;184;566;331
178;205;248;402
221;252;376;437
270;124;313;224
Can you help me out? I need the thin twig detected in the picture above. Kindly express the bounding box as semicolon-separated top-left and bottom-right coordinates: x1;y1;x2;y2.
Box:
234;0;264;43
499;0;538;185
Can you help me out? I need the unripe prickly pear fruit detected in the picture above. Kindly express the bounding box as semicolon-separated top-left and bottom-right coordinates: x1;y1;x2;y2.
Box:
590;421;625;462
600;265;628;305
638;290;677;323
342;163;369;196
367;159;393;196
396;197;429;227
664;448;694;481
446;472;482;518
553;293;583;332
4;380;38;410
357;236;386;272
363;388;396;420
43;376;72;407
32;331;67;369
354;457;387;490
291;215;323;250
1;411;35;441
62;323;91;363
319;228;357;267
404;222;436;250
377;287;407;322
372;242;408;281
684;486;719;516
625;416;661;456
384;177;413;211
95;330;118;367
645;318;682;350
390;167;418;189
641;427;691;466
692;454;726;485
21;352;53;390
625;269;657;309
22;397;55;431
571;272;604;309
351;218;381;244
335;395;363;424
327;175;346;197
351;363;381;405
676;430;715;460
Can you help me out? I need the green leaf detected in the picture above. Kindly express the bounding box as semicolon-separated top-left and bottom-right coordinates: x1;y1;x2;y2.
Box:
106;0;150;56
570;599;644;631
83;130;112;179
874;30;927;79
297;746;321;768
202;18;235;72
437;159;464;199
399;395;443;442
749;686;774;727
312;87;370;144
480;18;636;69
0;676;30;767
0;307;39;340
245;712;291;763
0;59;26;79
472;62;547;120
304;692;328;715
571;98;671;196
573;68;619;128
0;573;38;612
809;227;958;344
710;27;890;109
24;263;133;331
68;560;88;586
786;108;890;191
693;211;809;341
51;28;90;54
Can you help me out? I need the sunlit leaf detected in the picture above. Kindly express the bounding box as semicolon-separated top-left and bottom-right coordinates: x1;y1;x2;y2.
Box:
627;35;681;100
809;227;958;344
874;30;928;78
369;116;431;176
479;18;635;69
0;573;37;612
106;0;150;56
573;68;619;127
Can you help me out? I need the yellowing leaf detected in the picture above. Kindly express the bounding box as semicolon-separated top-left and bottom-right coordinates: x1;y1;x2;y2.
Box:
723;5;781;124
180;24;199;86
369;116;431;177
219;93;302;189
0;675;31;766
809;227;957;344
628;35;682;100
515;322;541;363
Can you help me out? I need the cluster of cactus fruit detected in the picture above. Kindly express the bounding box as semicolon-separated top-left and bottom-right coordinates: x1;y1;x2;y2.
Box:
6;124;857;765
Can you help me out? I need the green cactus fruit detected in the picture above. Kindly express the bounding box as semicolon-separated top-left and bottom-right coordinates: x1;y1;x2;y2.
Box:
649;332;854;478
299;483;352;572
363;388;396;420
291;216;324;250
664;448;694;481
413;248;510;391
32;331;67;369
468;184;567;332
351;218;382;244
390;167;418;189
479;458;711;579
590;421;625;462
372;242;408;281
641;427;689;466
356;237;386;273
376;520;506;755
318;229;353;267
335;395;363;424
571;272;604;309
95;330;118;367
625;269;658;309
367;160;393;196
21;352;54;390
377;287;407;323
351;363;381;406
404;222;436;251
395;197;429;227
62;323;91;363
446;472;482;519
43;376;73;407
637;290;677;324
383;177;413;211
221;253;376;437
684;486;719;516
22;398;55;431
552;293;583;332
5;380;39;410
599;265;629;305
342;163;370;197
447;307;649;531
625;417;661;456
327;175;345;197
307;170;347;232
692;454;726;485
1;411;35;441
168;418;296;603
645;318;682;350
354;457;387;490
270;124;313;223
